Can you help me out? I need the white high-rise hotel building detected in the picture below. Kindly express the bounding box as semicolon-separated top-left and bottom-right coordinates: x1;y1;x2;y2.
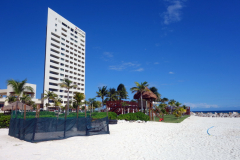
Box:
43;8;85;109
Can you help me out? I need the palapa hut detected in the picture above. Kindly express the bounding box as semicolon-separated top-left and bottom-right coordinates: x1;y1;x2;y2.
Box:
2;101;32;111
133;88;158;100
134;88;157;120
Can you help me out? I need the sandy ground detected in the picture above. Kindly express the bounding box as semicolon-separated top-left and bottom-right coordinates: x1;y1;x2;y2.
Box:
0;116;240;160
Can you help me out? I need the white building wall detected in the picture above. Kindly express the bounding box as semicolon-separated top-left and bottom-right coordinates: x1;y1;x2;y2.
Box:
0;83;39;107
43;8;86;109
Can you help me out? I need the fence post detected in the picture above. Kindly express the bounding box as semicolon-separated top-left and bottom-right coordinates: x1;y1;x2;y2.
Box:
31;118;37;142
86;117;90;136
64;106;67;138
23;104;26;140
85;104;86;118
24;105;26;119
106;117;110;134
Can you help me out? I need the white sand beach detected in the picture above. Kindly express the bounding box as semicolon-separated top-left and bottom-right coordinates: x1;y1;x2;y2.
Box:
0;116;240;160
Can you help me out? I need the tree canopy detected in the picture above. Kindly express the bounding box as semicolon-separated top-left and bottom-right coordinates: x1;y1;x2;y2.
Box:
6;79;34;101
117;83;128;100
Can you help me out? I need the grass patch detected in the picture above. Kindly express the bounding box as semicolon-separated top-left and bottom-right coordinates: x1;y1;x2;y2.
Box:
154;114;190;123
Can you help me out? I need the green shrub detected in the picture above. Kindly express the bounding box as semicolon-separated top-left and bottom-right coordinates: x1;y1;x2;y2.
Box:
117;112;149;121
91;112;108;119
0;114;11;128
108;112;117;120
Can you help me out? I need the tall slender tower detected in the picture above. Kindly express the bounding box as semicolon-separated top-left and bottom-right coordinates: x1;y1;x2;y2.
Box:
43;8;86;110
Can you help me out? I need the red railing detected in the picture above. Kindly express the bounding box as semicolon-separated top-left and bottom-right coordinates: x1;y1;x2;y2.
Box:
106;100;139;115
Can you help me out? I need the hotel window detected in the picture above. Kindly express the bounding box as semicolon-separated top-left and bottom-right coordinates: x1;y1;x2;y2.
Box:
51;32;60;38
51;38;60;43
60;74;64;76
61;38;65;41
55;24;57;26
75;36;78;38
60;68;64;71
61;58;64;61
55;18;57;20
60;63;64;66
55;29;57;32
62;22;67;27
61;53;64;56
75;40;78;43
61;43;65;46
61;48;65;51
62;28;67;32
60;90;63;92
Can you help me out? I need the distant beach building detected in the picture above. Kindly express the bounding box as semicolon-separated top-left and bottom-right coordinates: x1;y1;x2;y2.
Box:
0;83;42;111
43;8;86;110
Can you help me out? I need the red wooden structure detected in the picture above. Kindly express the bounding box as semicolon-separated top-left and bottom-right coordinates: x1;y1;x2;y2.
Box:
106;100;139;115
186;107;191;115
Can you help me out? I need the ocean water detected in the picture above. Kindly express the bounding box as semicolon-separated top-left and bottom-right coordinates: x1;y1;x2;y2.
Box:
192;110;240;114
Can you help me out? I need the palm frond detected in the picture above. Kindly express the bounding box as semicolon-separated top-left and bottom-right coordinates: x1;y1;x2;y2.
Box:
24;86;34;93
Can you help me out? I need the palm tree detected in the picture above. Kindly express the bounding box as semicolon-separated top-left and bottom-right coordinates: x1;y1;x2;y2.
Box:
73;92;85;117
96;86;108;112
182;105;187;109
160;97;169;104
42;90;56;110
20;93;32;104
149;87;161;101
157;103;167;120
5;95;17;104
53;96;62;110
168;99;176;113
175;101;182;107
117;84;128;100
130;81;149;112
6;79;34;101
107;88;118;101
59;78;77;115
88;98;96;113
94;100;102;112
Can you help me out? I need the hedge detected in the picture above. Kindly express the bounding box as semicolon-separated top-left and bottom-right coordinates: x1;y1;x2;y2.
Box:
117;112;150;121
0;114;11;128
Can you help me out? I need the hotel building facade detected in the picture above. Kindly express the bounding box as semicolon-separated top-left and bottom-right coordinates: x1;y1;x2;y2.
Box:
43;8;86;109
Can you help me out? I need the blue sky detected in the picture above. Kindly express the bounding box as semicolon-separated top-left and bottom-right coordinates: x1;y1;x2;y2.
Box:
0;0;240;111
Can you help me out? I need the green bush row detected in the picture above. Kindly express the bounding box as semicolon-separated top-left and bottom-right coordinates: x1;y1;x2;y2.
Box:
117;112;150;121
91;112;117;120
0;114;11;128
59;112;117;120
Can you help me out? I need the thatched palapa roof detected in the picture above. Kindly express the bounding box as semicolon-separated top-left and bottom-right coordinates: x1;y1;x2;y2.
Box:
2;101;32;111
133;88;157;100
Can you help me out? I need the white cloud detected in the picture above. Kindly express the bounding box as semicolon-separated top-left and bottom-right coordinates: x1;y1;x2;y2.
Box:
184;102;219;109
133;68;144;72
103;52;113;57
154;62;159;65
102;52;114;61
169;72;174;74
163;0;184;25
109;61;141;71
